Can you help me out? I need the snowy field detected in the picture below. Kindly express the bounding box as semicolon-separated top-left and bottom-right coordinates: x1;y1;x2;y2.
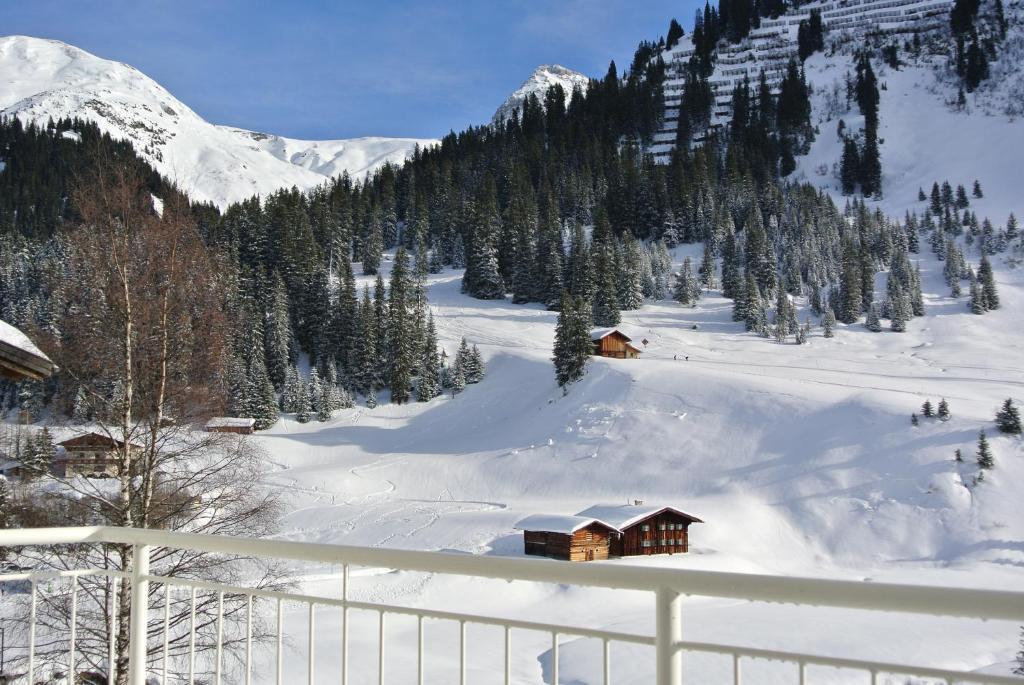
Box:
247;225;1024;682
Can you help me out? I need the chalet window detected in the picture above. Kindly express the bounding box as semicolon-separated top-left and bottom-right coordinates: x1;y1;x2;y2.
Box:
666;523;675;531
641;524;650;532
676;538;684;546
658;523;666;531
658;539;667;546
641;540;652;548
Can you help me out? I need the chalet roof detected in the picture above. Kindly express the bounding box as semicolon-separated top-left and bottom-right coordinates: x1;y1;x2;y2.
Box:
514;514;616;535
575;504;703;530
205;417;256;428
58;432;143;451
590;327;633;342
0;319;56;382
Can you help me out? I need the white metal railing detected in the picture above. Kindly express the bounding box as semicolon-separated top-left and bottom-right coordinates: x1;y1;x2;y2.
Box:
2;526;1024;685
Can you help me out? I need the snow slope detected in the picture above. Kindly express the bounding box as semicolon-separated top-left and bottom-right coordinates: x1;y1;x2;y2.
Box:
249;237;1024;682
493;64;590;124
0;36;435;208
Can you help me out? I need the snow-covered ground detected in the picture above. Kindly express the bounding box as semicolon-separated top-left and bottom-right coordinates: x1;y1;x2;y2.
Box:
248;233;1024;682
0;35;436;208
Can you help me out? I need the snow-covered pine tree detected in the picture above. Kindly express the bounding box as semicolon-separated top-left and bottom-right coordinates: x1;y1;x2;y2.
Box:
590;213;621;327
673;257;700;307
355;286;379;395
362;210;383;275
969;277;986;314
418;314;442;402
995;398;1022;434
265;273;293;390
466;345;485;384
922;399;934;417
864;302;882;332
280;365;301;412
972;180;983;198
822;307;836;338
553;292;592;389
388;247;415;403
247;357;279;429
976;429;994;470
911;413;919;426
937;398;950;421
618;233;645;311
294;380;312;423
978;253;999;310
366;388;378;409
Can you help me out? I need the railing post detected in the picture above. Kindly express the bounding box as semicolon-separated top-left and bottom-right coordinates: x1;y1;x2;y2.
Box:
655;587;682;685
127;543;151;685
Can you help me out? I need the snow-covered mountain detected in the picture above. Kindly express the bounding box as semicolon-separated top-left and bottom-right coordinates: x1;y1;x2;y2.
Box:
653;0;1024;221
0;35;435;208
492;64;590;124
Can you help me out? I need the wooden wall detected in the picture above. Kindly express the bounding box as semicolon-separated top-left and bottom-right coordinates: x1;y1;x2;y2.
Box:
618;512;693;556
524;523;615;561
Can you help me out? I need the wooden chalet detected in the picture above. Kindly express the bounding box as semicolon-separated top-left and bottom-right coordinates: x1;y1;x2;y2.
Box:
576;504;703;556
517;503;703;562
590;328;642;359
515;514;618;562
56;433;143;478
0;320;56;382
205;417;257;435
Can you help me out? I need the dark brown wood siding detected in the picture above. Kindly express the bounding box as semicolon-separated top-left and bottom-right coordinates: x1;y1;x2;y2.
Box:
523;523;615;561
619;512;693;556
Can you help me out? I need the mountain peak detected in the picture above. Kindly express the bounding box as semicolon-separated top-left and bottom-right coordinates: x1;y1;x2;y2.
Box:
492;64;590;124
0;34;434;208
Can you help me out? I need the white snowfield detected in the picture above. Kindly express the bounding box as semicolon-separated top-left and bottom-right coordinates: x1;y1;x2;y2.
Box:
492;64;590;124
253;223;1024;681
0;35;436;208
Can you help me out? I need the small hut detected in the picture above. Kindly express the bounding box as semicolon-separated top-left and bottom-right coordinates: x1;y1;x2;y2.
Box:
590;328;642;359
515;514;618;562
205;417;257;435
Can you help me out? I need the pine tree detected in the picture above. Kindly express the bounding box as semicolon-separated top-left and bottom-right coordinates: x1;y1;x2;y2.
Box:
467;345;485;384
822;307;836;338
294;380;312;423
978;253;999;310
618;234;645;310
248;357;280;429
698;241;717;291
280;365;301;412
954;448;963;463
976;429;994;469
864;302;882;332
0;477;11;529
553;292;593;389
362;211;383;275
355;286;379;394
418;314;442;402
911;413;919;426
839;237;863;323
673;258;700;307
995;398;1022;434
937;398;950;421
25;427;56;476
590;213;621;327
972;180;983;198
265;273;293;390
72;386;90;423
388;247;415;403
969;274;986;314
922;399;934;417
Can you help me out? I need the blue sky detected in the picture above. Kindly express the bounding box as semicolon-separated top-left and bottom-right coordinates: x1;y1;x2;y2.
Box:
1;1;701;140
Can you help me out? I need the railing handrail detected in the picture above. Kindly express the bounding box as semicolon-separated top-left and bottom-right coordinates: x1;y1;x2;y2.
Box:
5;526;1024;623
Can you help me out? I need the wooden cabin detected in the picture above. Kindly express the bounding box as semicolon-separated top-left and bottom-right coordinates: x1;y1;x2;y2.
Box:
0;319;56;382
515;514;619;562
576;504;703;556
590;329;642;359
205;417;257;434
517;505;703;562
56;433;142;478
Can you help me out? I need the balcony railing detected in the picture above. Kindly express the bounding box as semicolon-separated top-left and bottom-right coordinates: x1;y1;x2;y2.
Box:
2;526;1023;684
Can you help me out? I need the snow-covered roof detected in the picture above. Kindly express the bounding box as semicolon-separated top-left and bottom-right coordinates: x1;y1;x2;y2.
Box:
514;514;615;535
205;417;256;428
590;327;632;342
575;504;703;530
0;319;56;381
